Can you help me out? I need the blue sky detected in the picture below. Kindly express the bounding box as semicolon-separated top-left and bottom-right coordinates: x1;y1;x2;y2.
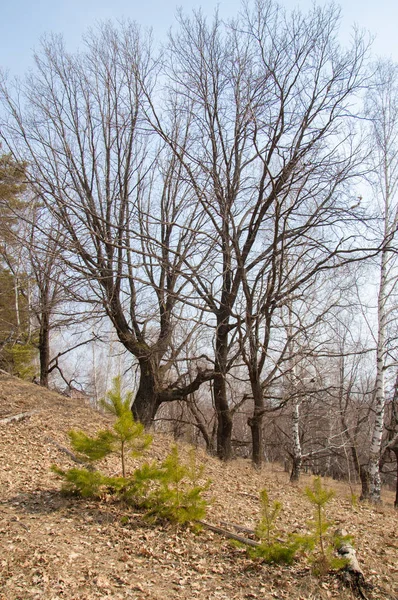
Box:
1;0;397;76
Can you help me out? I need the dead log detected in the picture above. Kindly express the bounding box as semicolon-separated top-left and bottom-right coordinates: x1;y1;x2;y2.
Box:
336;529;368;599
335;529;363;576
0;410;39;424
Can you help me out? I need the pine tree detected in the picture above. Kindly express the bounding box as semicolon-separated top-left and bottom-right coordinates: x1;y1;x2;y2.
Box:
302;477;350;574
53;377;209;526
0;154;35;377
68;376;152;477
248;489;298;564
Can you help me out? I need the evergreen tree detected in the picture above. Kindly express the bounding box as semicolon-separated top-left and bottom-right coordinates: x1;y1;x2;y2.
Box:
0;153;35;377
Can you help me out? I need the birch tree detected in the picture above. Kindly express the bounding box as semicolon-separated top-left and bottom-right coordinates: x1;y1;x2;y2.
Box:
364;59;398;502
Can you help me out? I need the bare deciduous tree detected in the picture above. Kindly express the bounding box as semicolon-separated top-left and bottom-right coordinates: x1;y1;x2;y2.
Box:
145;1;369;459
0;23;213;424
363;59;398;502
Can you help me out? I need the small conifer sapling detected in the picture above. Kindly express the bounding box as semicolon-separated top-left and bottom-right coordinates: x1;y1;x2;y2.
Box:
303;477;351;574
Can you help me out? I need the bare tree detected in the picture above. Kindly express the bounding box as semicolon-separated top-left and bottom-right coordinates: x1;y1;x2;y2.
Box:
376;372;398;507
145;1;369;459
326;316;375;495
0;23;213;424
23;205;69;386
0;4;373;464
363;59;398;502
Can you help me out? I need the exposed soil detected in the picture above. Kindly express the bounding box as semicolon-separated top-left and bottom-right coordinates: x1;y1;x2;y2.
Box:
0;372;397;600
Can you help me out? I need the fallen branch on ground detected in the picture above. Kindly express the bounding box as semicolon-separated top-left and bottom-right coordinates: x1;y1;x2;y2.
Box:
197;520;260;548
199;522;367;581
219;521;285;544
45;436;95;469
0;410;39;425
220;521;257;536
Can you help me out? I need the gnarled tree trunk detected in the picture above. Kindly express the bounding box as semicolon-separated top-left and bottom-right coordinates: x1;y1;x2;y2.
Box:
131;357;160;428
248;376;264;469
38;312;50;387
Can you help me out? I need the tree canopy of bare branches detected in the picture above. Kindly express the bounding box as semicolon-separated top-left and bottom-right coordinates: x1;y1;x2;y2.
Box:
0;1;378;466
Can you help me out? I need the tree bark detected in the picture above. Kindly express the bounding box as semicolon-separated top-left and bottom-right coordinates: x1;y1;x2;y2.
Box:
367;246;388;503
248;377;264;469
364;63;398;504
213;372;233;461
213;319;233;461
335;530;364;578
248;414;263;470
131;358;160;428
346;443;370;502
39;312;50;387
290;397;302;483
131;357;215;429
290;456;303;484
392;447;398;509
359;465;370;501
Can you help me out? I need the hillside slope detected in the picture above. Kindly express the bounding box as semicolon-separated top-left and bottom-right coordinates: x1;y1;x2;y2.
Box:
0;372;397;600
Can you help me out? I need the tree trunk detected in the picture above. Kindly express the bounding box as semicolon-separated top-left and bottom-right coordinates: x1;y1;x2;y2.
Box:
131;358;160;428
248;377;264;469
213;372;233;460
367;246;388;503
131;354;215;430
290;456;302;483
39;313;50;387
187;400;214;454
248;414;263;470
359;465;370;501
213;319;233;460
290;397;302;483
347;445;370;501
392;447;398;509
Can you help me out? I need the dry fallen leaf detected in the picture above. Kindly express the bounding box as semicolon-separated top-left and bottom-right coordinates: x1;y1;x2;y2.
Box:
0;372;397;600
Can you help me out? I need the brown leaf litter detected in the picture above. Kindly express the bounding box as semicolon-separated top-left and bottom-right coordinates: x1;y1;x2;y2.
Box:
0;372;397;600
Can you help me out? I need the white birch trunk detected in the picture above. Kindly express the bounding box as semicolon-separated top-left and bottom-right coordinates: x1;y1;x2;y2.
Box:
287;303;302;483
92;343;98;409
367;144;398;501
14;274;20;329
368;245;388;502
290;395;302;482
365;61;398;503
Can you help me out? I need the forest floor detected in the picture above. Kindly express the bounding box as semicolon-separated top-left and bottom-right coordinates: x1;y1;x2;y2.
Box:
0;372;397;600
